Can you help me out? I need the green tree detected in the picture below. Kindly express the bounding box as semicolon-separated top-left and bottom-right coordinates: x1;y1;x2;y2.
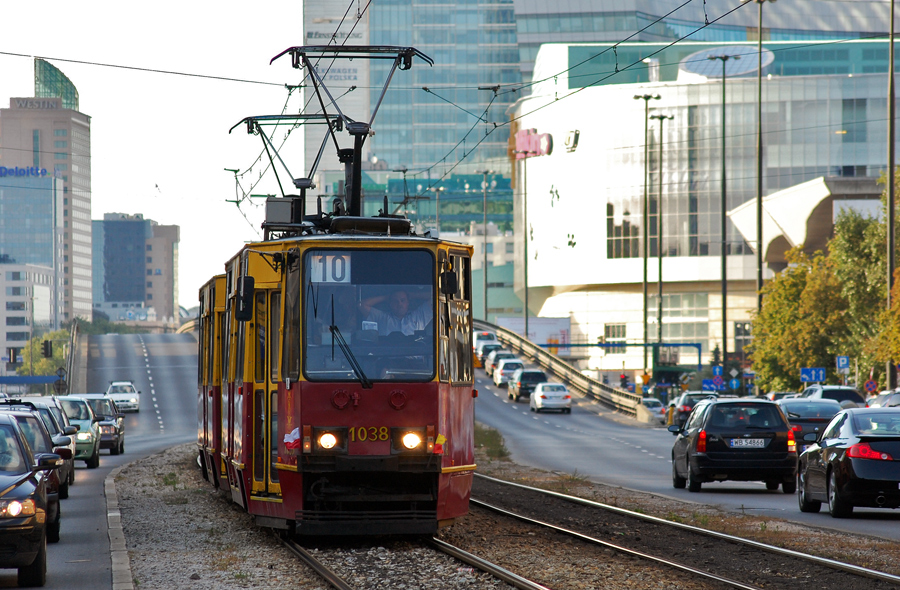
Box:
747;248;848;392
16;329;68;378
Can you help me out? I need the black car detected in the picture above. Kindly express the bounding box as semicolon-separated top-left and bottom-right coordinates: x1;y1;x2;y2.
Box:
798;407;900;517
0;399;77;499
776;398;842;452
477;343;504;366
670;392;718;428
0;412;62;587
508;369;549;402
669;398;798;493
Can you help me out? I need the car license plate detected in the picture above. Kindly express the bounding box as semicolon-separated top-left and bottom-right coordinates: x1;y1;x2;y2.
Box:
730;438;765;448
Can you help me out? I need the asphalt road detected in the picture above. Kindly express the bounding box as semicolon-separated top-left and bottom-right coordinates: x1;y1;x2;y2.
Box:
473;366;900;542
0;333;197;589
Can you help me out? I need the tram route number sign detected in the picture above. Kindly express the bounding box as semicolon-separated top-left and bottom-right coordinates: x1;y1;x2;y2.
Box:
310;253;351;283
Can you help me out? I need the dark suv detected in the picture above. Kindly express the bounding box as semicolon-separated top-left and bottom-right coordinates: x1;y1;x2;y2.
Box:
670;392;718;427
669;398;798;493
508;369;549;402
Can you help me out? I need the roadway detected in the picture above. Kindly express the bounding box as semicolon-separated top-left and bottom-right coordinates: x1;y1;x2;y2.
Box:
0;333;197;589
473;365;900;542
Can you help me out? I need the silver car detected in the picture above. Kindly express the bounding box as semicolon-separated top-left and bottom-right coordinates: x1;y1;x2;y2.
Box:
530;383;572;413
493;359;523;387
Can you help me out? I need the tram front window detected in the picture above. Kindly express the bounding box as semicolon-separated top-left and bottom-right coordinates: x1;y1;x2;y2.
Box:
303;249;435;382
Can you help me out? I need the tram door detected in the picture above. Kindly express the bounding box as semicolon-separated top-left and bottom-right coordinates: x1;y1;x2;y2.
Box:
252;291;281;495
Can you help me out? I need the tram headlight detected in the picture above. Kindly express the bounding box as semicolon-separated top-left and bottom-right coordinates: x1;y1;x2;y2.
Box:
318;432;338;450
401;432;422;450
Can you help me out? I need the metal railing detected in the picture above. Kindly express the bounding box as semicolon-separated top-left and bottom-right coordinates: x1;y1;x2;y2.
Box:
474;319;642;417
64;319;79;394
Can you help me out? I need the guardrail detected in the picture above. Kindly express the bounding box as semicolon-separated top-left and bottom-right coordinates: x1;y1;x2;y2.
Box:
65;319;79;394
474;319;642;417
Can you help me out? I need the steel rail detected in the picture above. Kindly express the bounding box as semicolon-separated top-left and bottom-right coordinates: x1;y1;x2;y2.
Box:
428;537;553;590
476;473;900;586
469;498;759;590
280;536;355;590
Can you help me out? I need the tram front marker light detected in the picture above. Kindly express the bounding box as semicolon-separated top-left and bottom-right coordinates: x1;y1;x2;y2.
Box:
318;432;338;450
401;432;422;450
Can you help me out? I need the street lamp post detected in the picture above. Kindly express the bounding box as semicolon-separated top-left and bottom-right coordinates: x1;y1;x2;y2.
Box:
431;186;445;236
634;94;661;371
477;169;494;321
889;0;897;389
649;114;673;346
709;54;738;369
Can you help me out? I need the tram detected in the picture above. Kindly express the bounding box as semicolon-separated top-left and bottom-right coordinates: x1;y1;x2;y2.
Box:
197;45;476;536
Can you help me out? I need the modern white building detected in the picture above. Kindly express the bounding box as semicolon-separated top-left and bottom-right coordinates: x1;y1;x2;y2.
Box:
509;39;893;379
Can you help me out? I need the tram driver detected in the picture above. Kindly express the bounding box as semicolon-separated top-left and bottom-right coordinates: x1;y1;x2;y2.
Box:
359;288;431;337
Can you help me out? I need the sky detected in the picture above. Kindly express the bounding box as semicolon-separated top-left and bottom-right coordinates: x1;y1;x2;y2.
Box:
0;1;314;311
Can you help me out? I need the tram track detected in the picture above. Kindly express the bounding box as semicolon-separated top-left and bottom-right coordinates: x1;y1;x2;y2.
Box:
466;473;900;590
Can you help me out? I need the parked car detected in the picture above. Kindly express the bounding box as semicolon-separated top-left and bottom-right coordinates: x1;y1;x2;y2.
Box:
0;412;62;587
484;350;517;378
670;391;718;428
508;369;549;402
69;394;125;455
473;331;497;352
866;392;893;407
530;383;572;413
669;398;798;493
776;398;842;453
57;397;101;468
641;397;667;424
493;359;524;387
106;380;141;413
765;392;797;401
799;384;865;408
1;410;67;544
0;399;76;499
879;391;900;408
798;407;900;517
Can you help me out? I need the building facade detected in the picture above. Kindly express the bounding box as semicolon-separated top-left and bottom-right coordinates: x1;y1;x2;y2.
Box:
510;39;896;382
1;264;56;373
0;59;91;322
92;214;180;323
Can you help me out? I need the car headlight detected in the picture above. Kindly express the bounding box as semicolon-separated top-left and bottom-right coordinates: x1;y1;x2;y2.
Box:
0;499;35;517
76;432;93;442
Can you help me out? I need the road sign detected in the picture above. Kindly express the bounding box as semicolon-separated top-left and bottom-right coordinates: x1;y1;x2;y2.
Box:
730;368;739;378
712;366;723;376
679;373;691;384
836;356;849;370
712;375;724;387
729;378;741;390
56;367;67;379
53;379;66;394
800;367;826;382
702;379;716;391
641;373;651;385
642;385;650;394
864;380;878;393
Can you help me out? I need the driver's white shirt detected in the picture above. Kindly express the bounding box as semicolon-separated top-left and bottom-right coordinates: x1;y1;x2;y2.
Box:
366;305;430;336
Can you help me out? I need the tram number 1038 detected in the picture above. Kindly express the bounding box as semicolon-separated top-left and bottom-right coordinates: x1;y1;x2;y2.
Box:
349;426;389;442
310;253;351;283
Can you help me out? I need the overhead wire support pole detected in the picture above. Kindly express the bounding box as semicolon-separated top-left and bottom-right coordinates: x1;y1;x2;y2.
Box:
708;54;738;370
889;0;897;389
634;93;661;372
477;169;494;321
649;114;673;347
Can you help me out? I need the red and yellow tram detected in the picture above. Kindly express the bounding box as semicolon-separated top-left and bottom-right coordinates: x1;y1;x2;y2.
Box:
198;232;476;535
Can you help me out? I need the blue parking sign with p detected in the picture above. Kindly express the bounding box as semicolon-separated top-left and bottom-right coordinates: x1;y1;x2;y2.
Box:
836;356;849;370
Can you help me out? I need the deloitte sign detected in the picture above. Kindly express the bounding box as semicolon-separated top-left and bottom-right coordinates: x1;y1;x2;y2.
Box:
0;166;49;177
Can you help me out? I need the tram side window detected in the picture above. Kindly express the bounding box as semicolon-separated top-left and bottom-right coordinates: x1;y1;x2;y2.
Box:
255;292;266;383
283;250;301;381
448;254;473;384
270;293;281;383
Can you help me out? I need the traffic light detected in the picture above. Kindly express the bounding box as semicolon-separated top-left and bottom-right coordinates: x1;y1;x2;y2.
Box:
620;373;628;388
41;340;52;358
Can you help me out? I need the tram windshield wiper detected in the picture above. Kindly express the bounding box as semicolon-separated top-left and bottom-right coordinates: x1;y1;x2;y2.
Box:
330;323;373;389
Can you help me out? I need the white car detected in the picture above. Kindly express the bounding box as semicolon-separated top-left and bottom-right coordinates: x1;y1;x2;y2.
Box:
473;330;497;353
493;359;523;387
530;383;572;413
106;381;141;413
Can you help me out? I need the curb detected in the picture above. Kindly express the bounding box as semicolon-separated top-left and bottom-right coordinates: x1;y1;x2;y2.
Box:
105;466;134;590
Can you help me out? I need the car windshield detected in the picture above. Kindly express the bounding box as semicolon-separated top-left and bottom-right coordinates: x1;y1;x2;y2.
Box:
110;384;134;394
853;413;900;434
15;417;50;454
301;249;437;383
36;409;58;435
87;400;114;417
521;372;548;382
643;399;662;408
542;385;567;393
0;426;25;472
60;399;91;421
502;362;523;372
706;404;782;429
823;389;863;403
49;407;66;427
780;401;840;418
